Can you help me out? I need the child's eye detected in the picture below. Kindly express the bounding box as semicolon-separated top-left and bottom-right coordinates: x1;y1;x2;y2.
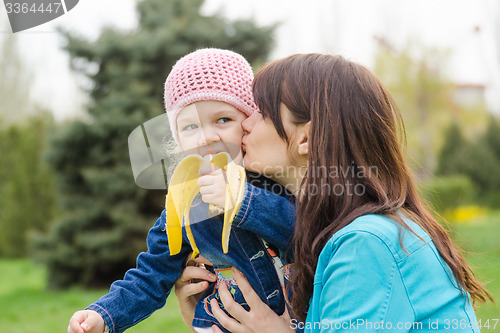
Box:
217;117;232;124
183;124;198;131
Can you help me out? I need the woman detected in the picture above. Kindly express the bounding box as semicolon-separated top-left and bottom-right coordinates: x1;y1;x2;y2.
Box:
176;54;493;332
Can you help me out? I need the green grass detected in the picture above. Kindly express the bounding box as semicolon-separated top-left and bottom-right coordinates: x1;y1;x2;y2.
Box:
0;260;191;333
449;211;500;329
0;211;499;333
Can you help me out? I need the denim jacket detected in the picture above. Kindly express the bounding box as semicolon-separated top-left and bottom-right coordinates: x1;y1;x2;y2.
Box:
86;173;296;333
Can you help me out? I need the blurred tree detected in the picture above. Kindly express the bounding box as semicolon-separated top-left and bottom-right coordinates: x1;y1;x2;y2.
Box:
435;122;466;176
374;38;488;179
0;19;55;257
0;23;32;126
0;116;56;257
436;116;500;206
484;115;500;158
34;0;275;289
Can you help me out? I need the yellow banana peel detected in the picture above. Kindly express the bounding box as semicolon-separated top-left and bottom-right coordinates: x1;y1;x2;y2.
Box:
165;152;246;257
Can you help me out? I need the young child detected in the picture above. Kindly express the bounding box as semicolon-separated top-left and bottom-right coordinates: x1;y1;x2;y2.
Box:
67;49;297;333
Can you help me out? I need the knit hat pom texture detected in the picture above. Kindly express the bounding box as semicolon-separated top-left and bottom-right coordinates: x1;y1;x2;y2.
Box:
164;48;257;139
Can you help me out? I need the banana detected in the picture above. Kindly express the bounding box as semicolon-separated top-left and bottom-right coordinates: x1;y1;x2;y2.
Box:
165;152;246;256
181;161;203;258
212;153;247;254
165;156;202;256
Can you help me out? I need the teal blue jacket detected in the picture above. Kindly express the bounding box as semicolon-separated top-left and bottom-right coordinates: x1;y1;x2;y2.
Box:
303;214;480;332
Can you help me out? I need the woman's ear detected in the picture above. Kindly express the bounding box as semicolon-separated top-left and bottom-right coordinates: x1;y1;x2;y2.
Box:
297;121;311;156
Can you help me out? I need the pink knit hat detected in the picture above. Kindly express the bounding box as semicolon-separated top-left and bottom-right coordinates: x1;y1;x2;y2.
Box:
164;48;258;140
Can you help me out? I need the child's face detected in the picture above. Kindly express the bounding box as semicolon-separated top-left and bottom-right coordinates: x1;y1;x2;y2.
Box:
177;101;247;164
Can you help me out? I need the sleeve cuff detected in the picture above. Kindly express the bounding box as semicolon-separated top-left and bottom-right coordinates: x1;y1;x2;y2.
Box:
86;303;115;333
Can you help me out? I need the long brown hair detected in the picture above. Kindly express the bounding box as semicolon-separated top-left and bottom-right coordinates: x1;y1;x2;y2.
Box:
252;54;494;321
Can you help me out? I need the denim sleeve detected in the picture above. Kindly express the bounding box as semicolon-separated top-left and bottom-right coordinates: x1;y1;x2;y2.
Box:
314;232;398;332
86;209;191;333
233;182;296;253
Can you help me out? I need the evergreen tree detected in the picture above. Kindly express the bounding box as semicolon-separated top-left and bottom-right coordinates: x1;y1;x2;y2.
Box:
473;117;500;201
435;122;466;176
484;116;500;159
35;0;275;289
436;116;500;206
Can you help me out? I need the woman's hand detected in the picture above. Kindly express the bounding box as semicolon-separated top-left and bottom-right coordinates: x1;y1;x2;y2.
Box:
174;255;216;332
210;267;294;333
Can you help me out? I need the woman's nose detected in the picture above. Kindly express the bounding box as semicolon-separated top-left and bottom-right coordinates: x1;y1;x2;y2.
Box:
242;112;259;133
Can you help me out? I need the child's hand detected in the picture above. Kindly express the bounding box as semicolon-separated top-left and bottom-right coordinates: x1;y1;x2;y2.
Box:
198;166;238;209
68;310;105;333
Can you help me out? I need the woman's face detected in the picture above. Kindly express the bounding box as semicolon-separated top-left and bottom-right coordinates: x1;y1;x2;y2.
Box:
241;104;305;187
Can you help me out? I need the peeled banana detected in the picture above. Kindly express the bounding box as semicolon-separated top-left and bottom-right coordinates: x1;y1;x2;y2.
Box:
165;152;246;257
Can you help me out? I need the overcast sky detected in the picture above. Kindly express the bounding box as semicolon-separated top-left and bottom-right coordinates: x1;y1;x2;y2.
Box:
1;0;499;119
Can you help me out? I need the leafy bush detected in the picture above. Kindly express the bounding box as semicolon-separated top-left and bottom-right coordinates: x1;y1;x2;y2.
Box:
419;174;475;213
442;205;487;224
0;115;55;257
